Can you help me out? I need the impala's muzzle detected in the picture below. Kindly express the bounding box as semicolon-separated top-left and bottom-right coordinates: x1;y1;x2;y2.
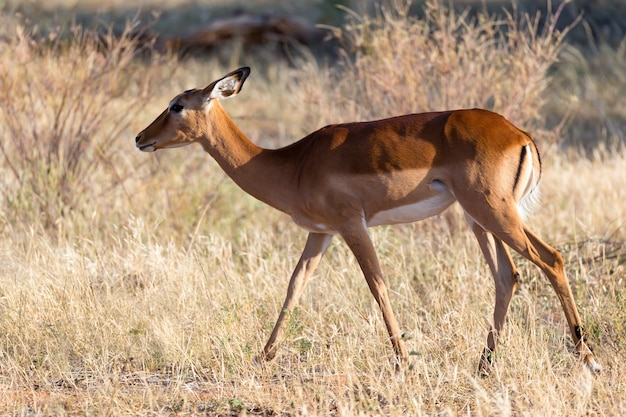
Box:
135;134;157;152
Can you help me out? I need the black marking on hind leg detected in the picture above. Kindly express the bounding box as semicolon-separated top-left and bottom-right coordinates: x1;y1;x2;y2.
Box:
574;325;584;341
574;325;595;352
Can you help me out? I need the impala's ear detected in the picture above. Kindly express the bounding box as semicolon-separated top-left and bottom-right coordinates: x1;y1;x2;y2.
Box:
204;67;251;101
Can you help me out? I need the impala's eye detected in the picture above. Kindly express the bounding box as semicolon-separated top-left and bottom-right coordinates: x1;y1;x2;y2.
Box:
170;103;184;113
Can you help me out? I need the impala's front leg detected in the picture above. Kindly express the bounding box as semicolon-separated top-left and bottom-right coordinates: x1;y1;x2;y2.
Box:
261;232;333;361
340;222;409;364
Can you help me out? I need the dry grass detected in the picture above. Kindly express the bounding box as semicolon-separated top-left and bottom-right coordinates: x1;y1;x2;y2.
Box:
294;0;567;125
0;0;625;415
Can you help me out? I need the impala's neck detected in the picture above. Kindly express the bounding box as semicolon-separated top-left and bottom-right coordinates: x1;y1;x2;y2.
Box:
197;101;293;214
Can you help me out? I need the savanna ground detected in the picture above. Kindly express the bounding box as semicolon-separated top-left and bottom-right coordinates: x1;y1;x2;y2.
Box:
0;0;625;415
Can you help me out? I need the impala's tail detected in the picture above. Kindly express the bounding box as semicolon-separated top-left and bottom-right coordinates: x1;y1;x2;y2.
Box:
513;140;542;221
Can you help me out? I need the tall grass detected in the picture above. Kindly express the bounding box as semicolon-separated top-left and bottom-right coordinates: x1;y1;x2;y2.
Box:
0;0;625;415
287;0;574;137
0;21;155;236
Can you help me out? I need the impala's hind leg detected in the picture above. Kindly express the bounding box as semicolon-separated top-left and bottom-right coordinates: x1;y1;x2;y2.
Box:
467;218;521;375
508;226;601;372
461;195;601;373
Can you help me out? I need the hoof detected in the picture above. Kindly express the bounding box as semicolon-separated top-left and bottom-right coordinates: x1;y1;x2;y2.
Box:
584;355;602;374
476;348;494;377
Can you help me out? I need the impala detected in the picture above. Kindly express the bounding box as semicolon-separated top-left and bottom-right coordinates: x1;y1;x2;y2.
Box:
136;67;600;373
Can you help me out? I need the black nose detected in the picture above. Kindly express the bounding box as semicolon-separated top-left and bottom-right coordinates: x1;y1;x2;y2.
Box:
135;135;141;145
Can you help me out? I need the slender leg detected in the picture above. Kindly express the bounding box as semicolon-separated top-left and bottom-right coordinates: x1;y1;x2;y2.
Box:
461;195;601;372
468;218;521;374
261;232;333;361
339;222;408;363
510;226;601;372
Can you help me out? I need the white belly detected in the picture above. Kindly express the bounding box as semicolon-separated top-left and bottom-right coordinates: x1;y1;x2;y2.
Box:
367;189;455;227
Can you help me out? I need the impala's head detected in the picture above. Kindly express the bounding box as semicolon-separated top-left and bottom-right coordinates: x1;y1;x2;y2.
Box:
135;67;250;152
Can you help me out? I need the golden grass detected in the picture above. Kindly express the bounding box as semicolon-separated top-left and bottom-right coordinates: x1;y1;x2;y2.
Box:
0;1;625;415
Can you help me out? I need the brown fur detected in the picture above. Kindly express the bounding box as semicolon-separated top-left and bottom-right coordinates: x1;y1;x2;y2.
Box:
136;67;600;373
